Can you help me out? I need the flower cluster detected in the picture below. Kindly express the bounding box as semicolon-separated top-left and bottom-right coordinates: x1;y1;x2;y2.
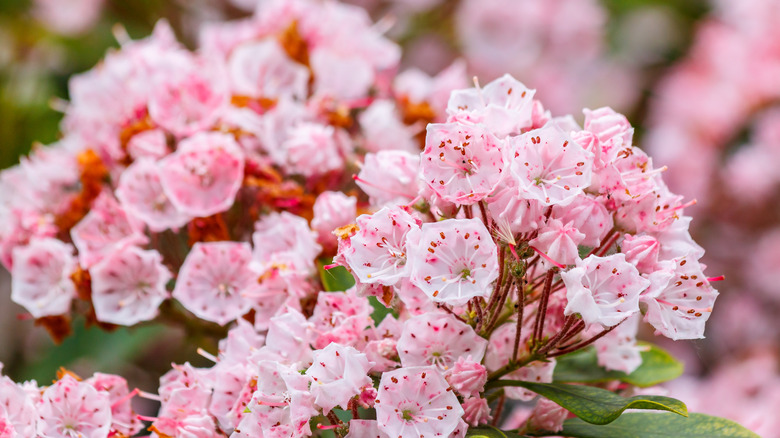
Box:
0;0;463;336
0;1;724;437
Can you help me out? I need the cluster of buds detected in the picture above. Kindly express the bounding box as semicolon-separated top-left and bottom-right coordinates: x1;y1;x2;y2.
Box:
0;0;722;437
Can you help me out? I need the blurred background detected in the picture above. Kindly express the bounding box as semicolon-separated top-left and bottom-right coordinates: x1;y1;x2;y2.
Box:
2;0;779;433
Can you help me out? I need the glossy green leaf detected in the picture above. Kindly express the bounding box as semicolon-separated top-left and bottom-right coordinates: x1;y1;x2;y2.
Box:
466;426;525;438
486;381;687;425
528;412;759;437
553;343;684;387
317;262;355;292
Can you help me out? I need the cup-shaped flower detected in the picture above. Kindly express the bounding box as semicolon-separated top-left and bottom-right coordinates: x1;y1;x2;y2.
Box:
159;132;245;217
376;366;464;438
306;343;374;414
37;375;111;438
421;121;505;205
115;158;191;232
562;253;649;327
641;256;718;340
11;238;76;318
173;242;255;326
90;246;172;325
397;312;488;371
408;218;499;306
343;206;421;286
0;376;36;437
509;123;593;206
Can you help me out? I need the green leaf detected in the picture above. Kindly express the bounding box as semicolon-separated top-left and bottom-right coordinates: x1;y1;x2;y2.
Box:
466;426;526;438
486;381;687;425
528;412;759;437
553;343;683;387
317;261;355;292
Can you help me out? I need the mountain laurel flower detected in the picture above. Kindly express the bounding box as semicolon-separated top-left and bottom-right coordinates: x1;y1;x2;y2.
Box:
306;343;374;414
173;242;256;326
158;131;245;218
446;74;536;138
70;193;147;268
562;254;650;327
37;375;111;438
445;356;488;398
115;158;191;232
529;219;586;267
592;313;643;374
0;376;37;437
462;396;492;427
527;397;568;433
311;191;357;250
509;123;594;206
343;205;421;286
376;366;464;438
10;238;77;319
397;312;488;370
641;256;718;340
421;121;505;205
408;218;498;306
355;150;421;207
90;246;172;325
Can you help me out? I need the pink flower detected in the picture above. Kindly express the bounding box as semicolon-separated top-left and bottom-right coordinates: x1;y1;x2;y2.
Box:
408;218;499;306
487;182;546;235
306;343;374;413
343;206;421;286
509;123;594;206
583;107;634;153
397;312;488;370
159;132;245;217
446;74;536;138
0;376;36;437
11;238;76;318
376;366;464;438
126;129;168;160
445;356;488;398
172;242;255;326
562;253;649;327
527;397;568;433
462;396;492;427
355;151;421;207
309;289;372;349
252;211;321;272
116;158;191;232
254;310;313;366
37;375;111;438
283;123;346;177
345;420;388;438
70;193;147;268
227;40;309;101
529;218;585;266
90;246;171;325
86;373;143;436
421;121;505;205
592;313;643;374
236;361;316;438
551;195;613;247
621;234;661;274
148;56;228;137
311;191;357;250
641;256;718;340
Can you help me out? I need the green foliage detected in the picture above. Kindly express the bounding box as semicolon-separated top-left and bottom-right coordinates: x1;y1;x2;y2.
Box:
553;343;683;387
318;262;355;292
486;381;687;425
529;412;760;438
